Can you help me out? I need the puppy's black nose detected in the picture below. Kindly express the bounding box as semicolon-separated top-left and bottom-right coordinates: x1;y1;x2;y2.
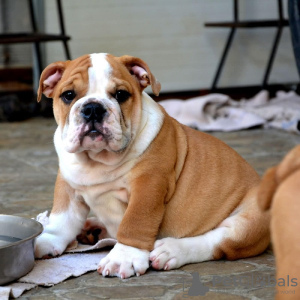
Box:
81;103;106;123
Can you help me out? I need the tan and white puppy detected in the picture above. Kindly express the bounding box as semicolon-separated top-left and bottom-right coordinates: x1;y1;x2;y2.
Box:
35;53;270;279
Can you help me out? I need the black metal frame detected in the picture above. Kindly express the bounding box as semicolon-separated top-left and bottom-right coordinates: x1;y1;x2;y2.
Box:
205;0;289;91
28;0;71;74
288;0;300;78
0;0;71;75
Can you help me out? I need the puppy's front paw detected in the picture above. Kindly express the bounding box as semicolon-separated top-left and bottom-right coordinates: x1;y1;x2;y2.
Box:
34;233;68;259
97;243;149;279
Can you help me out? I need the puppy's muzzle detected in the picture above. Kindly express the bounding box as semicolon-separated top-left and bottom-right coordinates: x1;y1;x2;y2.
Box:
81;103;107;123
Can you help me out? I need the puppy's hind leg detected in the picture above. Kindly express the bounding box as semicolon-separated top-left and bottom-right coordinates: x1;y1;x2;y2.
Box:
150;189;270;270
77;217;109;245
150;227;229;270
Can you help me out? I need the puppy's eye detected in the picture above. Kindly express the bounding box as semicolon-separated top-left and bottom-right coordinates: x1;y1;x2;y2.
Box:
60;90;76;104
115;90;131;103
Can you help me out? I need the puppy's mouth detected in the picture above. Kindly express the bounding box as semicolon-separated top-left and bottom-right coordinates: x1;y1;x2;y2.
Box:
84;122;104;140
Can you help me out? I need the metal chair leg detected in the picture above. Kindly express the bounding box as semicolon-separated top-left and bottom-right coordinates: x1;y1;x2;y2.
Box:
262;0;284;88
211;28;236;91
288;0;300;78
262;26;283;88
57;0;71;60
28;0;42;75
211;0;238;91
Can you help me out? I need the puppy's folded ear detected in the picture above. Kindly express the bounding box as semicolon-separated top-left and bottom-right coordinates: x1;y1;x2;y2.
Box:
37;61;67;102
119;55;161;96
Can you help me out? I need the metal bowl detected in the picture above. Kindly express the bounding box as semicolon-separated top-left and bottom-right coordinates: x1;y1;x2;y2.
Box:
0;215;43;285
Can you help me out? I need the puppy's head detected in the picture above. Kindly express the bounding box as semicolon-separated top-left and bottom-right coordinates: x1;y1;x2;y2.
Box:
37;53;161;154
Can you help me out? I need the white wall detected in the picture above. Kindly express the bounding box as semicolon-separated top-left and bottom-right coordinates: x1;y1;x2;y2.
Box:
44;0;298;93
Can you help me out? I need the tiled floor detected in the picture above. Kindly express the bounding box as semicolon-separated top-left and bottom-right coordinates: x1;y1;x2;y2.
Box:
1;117;300;299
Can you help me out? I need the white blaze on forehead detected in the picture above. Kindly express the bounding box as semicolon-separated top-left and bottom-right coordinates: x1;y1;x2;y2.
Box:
88;53;112;97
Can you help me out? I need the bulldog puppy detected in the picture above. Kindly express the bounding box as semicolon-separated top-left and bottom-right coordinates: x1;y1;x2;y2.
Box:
258;145;300;299
34;53;270;279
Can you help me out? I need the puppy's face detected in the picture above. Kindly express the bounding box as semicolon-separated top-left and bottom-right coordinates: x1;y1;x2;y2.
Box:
38;53;161;155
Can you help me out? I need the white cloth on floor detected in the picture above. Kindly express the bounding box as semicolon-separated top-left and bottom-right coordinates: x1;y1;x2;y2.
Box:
159;90;300;134
0;212;116;299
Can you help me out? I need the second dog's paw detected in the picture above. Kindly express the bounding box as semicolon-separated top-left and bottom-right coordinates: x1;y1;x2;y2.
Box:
97;243;149;279
34;233;68;259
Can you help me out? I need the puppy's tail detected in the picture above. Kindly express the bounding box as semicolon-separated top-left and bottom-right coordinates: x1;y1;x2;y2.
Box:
258;166;278;211
258;145;300;211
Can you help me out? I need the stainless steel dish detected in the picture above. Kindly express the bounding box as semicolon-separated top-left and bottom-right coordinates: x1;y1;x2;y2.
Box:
0;215;43;285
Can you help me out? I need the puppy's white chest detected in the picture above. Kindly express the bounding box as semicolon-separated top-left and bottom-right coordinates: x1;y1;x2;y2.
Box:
81;183;128;238
58;150;132;238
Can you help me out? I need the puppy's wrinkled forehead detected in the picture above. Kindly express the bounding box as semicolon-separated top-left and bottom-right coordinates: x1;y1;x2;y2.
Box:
88;53;112;96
